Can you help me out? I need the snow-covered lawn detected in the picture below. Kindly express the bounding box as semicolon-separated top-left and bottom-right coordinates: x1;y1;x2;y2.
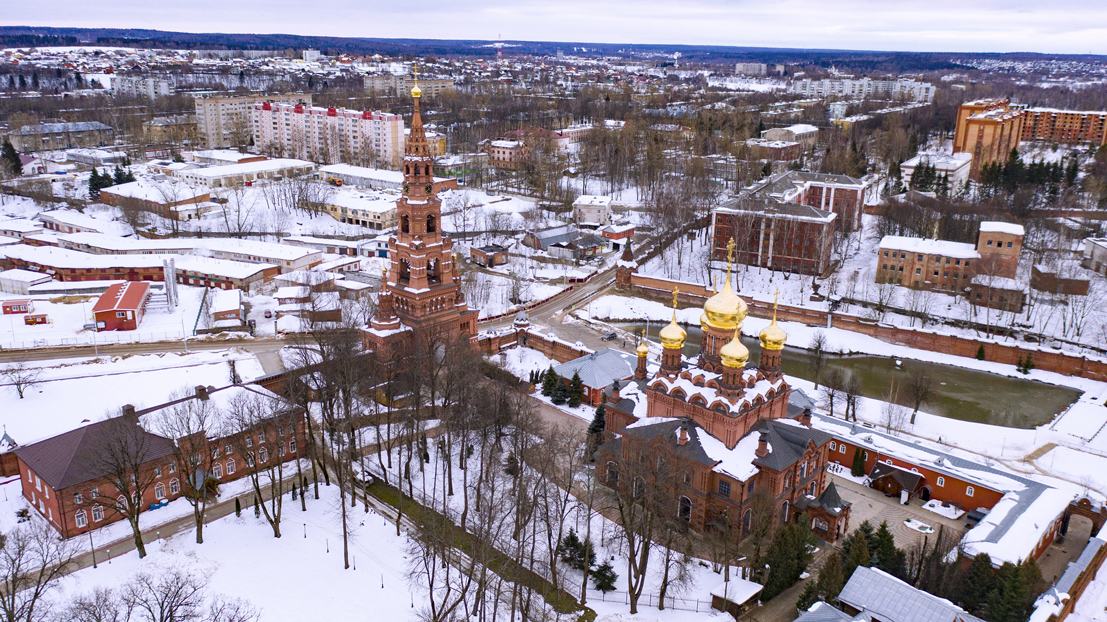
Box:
922;500;966;520
0;350;264;444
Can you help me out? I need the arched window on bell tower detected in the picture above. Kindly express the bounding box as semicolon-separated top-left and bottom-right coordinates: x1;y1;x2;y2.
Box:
428;258;441;284
398;259;410;284
426;214;436;234
400;214;410;234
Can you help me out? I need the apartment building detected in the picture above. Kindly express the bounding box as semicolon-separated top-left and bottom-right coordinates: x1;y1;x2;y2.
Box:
761;124;819;150
9;122;114;152
791;78;936;102
364;74;454;98
952;99;1025;180
111;75;175;99
1019;108;1107;146
252;102;404;167
488;140;528;170
195;93;312;149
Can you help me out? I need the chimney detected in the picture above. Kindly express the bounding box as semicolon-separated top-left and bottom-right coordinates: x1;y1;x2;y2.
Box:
608;381;621;402
677;427;689;446
755;431;770;458
802;407;812;428
195;385;209;401
122;404;136;418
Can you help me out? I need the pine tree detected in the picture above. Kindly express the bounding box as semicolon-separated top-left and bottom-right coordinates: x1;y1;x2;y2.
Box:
955;553;996;617
1023;354;1035;373
976;344;986;361
567;371;584;408
795;581;820;612
88;168;106;201
761;522;815;601
851;447;866;477
841;526;872;581
816;551;846;603
558;528;582;565
592;561;617;593
871;521;906;579
1;140;22;176
551;380;568;405
113;165;127;185
541;366;558;396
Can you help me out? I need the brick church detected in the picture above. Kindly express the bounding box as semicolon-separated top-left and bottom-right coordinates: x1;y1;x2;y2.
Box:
362;76;479;358
598;243;850;542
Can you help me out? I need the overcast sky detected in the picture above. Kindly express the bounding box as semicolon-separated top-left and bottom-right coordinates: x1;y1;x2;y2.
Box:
5;0;1107;55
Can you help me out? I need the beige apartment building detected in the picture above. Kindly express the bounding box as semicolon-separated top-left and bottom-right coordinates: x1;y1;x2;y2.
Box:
364;75;454;98
1019;108;1107;146
195;93;312;149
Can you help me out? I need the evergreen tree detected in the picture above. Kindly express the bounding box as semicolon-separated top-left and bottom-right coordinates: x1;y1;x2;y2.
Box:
1065;158;1079;187
31;73;39;90
955;553;996;617
871;521;906;579
567;371;584;408
551;379;568;405
113;165;127;185
841;525;872;581
588;402;606;452
1;140;22;176
850;447;866;477
816;551;846;603
558;528;582;565
795;581;820;612
6;75;14;90
976;344;986;361
1023;354;1035;373
592;561;617;593
761;522;815;600
88;168;108;201
541;366;558;396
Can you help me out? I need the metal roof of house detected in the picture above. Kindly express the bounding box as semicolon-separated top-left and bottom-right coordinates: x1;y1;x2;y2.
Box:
869;462;925;491
794;481;851;517
750;418;832;472
553;348;636;390
838;567;986;622
795;602;860;622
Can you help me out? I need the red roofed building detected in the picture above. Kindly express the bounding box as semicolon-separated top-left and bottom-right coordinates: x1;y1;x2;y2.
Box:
92;281;151;331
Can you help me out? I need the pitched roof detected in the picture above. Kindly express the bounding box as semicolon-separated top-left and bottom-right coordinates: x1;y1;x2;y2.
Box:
869;461;925;491
554;348;636;390
617;418;717;467
837;567;985;622
795;481;851;517
795;602;859;622
14;417;175;490
751;418;832;471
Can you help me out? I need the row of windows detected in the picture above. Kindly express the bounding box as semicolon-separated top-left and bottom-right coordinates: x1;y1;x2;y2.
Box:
833;443;973;496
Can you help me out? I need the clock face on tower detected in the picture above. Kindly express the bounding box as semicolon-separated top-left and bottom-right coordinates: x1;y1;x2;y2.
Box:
425;184;433;194
403;183;410;194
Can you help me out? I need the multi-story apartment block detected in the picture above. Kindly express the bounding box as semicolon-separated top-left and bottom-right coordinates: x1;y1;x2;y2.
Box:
111;75;175;99
8;122;114;152
1019;108;1107;146
744;170;869;233
791;78;936;102
713;199;837;276
488;140;528;170
735;62;768;75
195;93;311;149
952;99;1025;180
252;102;404;167
364;74;454;98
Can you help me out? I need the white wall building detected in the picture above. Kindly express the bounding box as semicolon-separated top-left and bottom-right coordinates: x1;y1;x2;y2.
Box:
252;102;404;167
792;78;936;102
572;195;614;227
112;75;175;98
901;153;973;189
175;158;316;188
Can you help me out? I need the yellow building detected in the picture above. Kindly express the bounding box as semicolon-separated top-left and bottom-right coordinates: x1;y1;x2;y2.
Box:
953;99;1024;180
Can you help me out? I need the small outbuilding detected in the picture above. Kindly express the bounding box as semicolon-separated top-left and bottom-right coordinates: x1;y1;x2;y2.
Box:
91;281;151;331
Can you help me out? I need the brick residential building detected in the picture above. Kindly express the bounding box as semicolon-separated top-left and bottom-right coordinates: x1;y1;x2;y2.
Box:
744;170;868;232
487;140;528;171
1019;108;1107;147
14;383;307;539
8;121;114;152
744;138;801;161
713;199;836;276
953;99;1025;179
252;102;404;167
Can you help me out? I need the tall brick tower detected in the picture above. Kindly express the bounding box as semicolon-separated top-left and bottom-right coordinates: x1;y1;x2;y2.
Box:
362;71;479;360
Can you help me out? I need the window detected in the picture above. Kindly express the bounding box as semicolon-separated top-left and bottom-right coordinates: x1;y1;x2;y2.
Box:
258;433;266;444
678;496;692;522
606;462;618;485
75;510;87;528
1007;241;1013;249
169;479;180;495
633;477;645;500
885;459;893;465
936;476;945;487
92;505;103;522
245;436;253;448
829;441;837;451
155;483;165;499
800;462;808;479
90;486;99;499
288;440;297;455
259;448;268;463
116;311;127;318
916;268;921;275
245;453;255;467
226;459;235;475
779;501;790;523
213;463;223;478
212;447;220;459
168;462;176;474
966;485;974;497
191;453;201;466
225;443;233;455
748;481;755;495
74;492;82;505
839;444;846;454
154;466;162;478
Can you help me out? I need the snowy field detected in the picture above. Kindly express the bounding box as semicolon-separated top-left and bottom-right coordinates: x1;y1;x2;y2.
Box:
0;286;207;349
0;350;264;444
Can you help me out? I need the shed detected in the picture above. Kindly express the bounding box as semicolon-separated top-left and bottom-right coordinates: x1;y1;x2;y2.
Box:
0;268;53;295
869;462;925;499
91;281;151;331
2;299;33;315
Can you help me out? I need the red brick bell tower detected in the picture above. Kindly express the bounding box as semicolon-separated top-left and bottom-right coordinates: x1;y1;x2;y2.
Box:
362;72;479;360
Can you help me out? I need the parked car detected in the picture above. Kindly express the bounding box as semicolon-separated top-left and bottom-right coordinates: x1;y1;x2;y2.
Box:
264;310;273;318
602;332;617;341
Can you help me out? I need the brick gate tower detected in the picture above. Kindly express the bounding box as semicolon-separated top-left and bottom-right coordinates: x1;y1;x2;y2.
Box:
362;73;479;360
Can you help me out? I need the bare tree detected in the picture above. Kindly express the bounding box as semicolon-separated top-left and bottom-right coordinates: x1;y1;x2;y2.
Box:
204;596;260;622
1;362;41;399
808;332;827;389
843;374;863;422
0;521;78;622
226;391;299;538
152;389;219;544
90;413;169;559
60;588;126;622
214;182;254;238
821;368;845;418
406;513;474;622
122;567;206;622
907;370;934;425
882;377;910;435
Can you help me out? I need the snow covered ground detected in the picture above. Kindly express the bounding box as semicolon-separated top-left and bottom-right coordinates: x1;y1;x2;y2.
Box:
0;350;264;444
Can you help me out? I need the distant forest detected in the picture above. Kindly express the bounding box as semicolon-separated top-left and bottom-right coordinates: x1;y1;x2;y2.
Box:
2;26;1105;70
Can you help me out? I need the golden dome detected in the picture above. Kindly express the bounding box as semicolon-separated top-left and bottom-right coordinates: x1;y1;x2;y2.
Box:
719;328;749;368
411;83;422;98
659;313;687;350
701;267;748;331
636;340;649;357
759;317;787;351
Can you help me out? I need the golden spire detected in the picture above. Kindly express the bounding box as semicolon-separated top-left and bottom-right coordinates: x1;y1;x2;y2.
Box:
411;64;422;98
659;286;687;349
720;323;749;368
701;237;748;331
636;328;649;356
759;287;788;351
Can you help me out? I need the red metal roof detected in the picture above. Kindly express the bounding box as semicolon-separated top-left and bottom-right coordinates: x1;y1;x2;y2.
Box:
91;281;151;313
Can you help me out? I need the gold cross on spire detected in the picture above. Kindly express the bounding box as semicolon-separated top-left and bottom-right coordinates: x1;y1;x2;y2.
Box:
772;287;780;322
672;286;680;308
726;237;736;264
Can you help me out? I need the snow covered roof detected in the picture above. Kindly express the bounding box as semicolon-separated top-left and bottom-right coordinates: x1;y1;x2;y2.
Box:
0;268;53;284
709;577;763;606
979;221;1025;237
185;158;314;178
553;348;636;389
698;428;762;481
0;244;274;280
572;195;612;207
838;567;985;622
209;288;241;314
879;236;979;259
99;180;208;203
490;140;525;148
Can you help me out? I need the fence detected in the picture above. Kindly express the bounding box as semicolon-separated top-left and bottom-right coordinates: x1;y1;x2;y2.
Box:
1;329;186;350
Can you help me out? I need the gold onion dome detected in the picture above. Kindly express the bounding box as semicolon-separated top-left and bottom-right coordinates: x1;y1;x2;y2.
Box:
411;83;422;98
759;317;788;351
701;268;748;331
636;340;649;356
659;313;687;349
719;328;749;368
